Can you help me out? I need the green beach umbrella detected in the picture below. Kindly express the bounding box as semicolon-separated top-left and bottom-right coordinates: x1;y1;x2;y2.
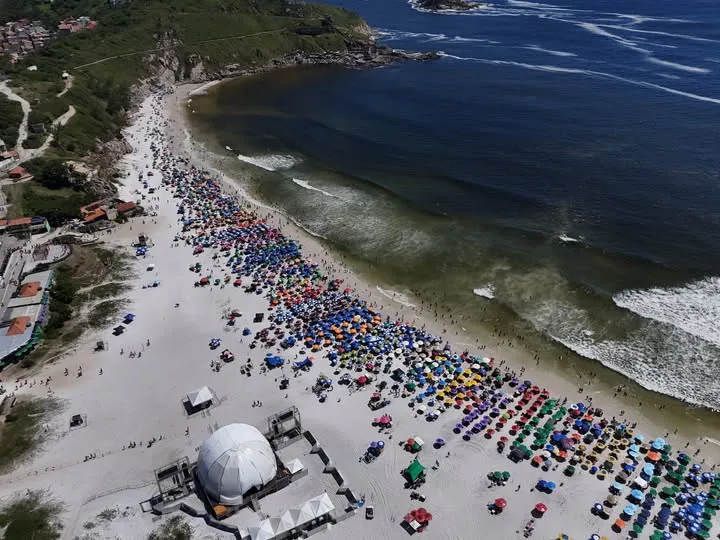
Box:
502;471;510;480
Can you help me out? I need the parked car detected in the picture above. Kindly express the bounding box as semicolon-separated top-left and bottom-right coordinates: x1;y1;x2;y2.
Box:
365;505;374;520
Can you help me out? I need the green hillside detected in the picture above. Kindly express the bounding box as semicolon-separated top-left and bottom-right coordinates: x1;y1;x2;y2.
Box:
0;0;367;157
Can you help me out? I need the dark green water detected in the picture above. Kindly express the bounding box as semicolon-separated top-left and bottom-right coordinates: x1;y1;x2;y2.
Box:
185;63;720;423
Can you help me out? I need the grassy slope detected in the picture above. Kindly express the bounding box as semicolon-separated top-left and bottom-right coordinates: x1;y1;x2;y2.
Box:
0;94;23;147
0;0;365;158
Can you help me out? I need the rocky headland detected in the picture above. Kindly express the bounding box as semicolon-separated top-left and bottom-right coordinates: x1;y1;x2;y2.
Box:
415;0;489;10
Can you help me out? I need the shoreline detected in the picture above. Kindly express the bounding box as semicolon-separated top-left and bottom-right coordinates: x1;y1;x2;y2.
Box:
171;79;720;462
0;87;715;539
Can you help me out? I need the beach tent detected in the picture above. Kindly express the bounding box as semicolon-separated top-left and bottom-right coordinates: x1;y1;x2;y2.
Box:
265;356;284;368
246;517;280;540
404;459;426;482
286;458;304;475
187;386;213;408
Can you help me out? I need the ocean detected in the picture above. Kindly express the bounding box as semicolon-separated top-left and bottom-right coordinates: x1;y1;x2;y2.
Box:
186;0;720;410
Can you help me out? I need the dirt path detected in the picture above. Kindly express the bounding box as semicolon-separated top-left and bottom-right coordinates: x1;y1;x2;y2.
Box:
57;74;74;98
0;80;31;158
73;28;286;70
24;105;76;160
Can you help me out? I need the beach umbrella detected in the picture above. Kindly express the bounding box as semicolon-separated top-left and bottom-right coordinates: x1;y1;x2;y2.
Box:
535;503;548;514
494;498;507;509
623;504;637;516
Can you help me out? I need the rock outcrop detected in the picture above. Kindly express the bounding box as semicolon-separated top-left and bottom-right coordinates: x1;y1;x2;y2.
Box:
416;0;489;10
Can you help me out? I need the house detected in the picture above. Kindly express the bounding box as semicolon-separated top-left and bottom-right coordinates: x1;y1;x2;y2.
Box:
83;208;107;223
8;166;28;179
116;201;137;215
0;216;50;236
30;123;45;134
0;151;20;173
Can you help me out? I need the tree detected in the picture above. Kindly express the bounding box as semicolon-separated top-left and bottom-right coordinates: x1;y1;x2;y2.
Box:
37;160;72;189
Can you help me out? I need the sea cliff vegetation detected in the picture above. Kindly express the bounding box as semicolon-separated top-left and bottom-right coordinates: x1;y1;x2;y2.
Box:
0;0;369;159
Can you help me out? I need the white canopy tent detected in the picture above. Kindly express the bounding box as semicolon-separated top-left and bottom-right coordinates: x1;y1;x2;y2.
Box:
241;493;335;540
285;458;304;475
187;386;213;408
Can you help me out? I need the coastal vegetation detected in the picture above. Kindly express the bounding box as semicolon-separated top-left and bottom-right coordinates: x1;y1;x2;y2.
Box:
0;490;63;539
33;246;131;359
5;181;93;223
0;0;368;160
0;94;22;146
148;516;193;540
0;399;58;473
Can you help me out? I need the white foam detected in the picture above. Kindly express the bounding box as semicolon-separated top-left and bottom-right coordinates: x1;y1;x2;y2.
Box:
286;215;329;240
451;36;498;43
524;45;576;57
225;145;232;151
237;154;300;171
613;276;720;346
472;285;496;299
646;57;710;74
291;178;339;199
188;80;222;97
557;234;580;243
606;25;720;44
438;54;720;105
376;286;417;307
577;22;650;54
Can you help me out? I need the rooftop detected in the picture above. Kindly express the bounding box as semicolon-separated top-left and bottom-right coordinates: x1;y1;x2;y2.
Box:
8;270;52;308
83;208;107;223
116;201;137;213
18;281;40;298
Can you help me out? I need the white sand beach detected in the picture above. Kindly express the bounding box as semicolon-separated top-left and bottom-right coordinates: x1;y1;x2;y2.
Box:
0;88;717;540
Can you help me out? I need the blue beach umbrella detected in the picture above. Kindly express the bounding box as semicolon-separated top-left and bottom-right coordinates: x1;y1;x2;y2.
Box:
623;504;637;516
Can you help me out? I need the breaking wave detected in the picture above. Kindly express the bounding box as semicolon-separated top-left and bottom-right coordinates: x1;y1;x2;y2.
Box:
291;178;340;199
473;284;496;299
376;286;417;307
237;154;301;171
613;277;720;346
557;234;581;244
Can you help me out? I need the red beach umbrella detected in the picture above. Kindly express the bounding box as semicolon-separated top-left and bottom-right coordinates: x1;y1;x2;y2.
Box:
494;498;507;509
535;503;548;514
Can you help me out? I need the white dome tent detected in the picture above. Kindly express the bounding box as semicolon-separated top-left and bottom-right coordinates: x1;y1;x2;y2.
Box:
197;424;277;505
